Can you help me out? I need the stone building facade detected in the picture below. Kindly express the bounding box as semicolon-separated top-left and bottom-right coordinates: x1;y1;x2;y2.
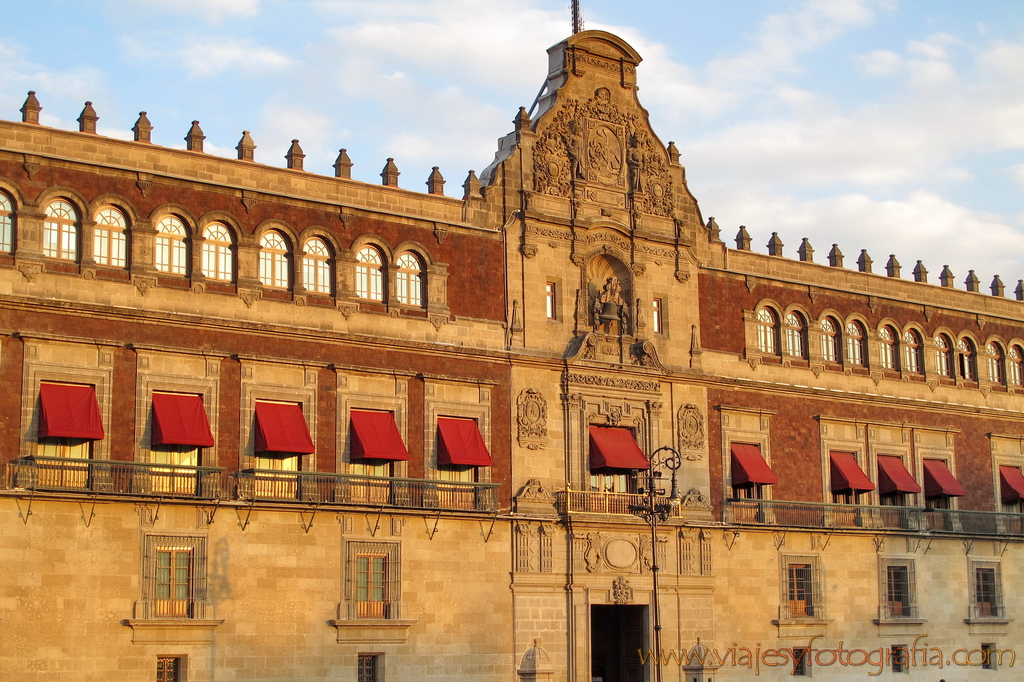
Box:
0;29;1021;682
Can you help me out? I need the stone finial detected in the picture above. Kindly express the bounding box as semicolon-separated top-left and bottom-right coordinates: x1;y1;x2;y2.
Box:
132;112;153;143
77;101;98;134
463;170;482;200
857;249;873;273
236;131;256;161
735;226;751;251
991;275;1005;297
940;265;955;287
334;149;353;179
667;140;681;165
885;254;901;278
828;244;844;268
965;270;980;292
381;158;400;186
513;106;531;133
185;121;205;152
286;139;305;170
705;217;721;243
912;260;928;283
1016;280;1024;301
797;238;814;262
767;232;784;257
20;91;41;124
426;167;445;195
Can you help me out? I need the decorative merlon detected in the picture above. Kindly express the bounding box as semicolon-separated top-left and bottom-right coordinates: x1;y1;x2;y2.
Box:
912;260;928;283
132;112;153;143
797;237;813;262
735;225;751;251
334;149;353;179
185;120;205;152
20;91;41;124
426;166;445;195
236;131;256;161
513;106;531;132
828;244;843;268
885;254;901;278
965;270;980;292
940;265;955;287
381;157;400;186
991;275;1005;297
286;139;305;170
767;232;784;256
463;170;482;200
77;101;98;134
857;249;872;273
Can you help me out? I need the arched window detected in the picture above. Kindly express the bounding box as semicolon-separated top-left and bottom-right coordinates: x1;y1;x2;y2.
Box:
395;252;424;306
259;231;289;288
202;224;234;281
0;192;14;253
879;326;898;371
820;317;841;363
155;216;188;275
903;330;923;374
756;307;779;354
957;338;977;381
44;200;79;260
93;206;128;268
302;238;332;295
1009;345;1024;386
986;343;1005;385
783;312;806;358
935;334;953;377
356;246;385;301
845;321;866;366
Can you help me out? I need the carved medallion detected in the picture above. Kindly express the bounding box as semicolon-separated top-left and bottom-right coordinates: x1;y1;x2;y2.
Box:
516;390;548;450
603;539;637;570
677;404;705;458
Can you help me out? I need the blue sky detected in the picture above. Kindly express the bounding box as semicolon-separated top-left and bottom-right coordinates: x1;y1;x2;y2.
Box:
3;0;1023;287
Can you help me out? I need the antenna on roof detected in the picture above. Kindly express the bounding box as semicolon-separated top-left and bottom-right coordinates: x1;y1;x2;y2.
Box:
571;0;584;34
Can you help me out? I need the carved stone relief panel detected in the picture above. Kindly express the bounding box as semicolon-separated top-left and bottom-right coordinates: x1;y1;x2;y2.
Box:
677;404;706;459
516;389;548;449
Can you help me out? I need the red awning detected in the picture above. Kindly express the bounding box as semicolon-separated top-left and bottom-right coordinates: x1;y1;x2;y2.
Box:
254;401;314;454
999;466;1024;504
877;455;922;494
38;382;104;440
350;410;409;461
589;426;649;470
923;459;966;497
437;417;492;466
730;443;778;485
151;393;215;447
830;452;875;492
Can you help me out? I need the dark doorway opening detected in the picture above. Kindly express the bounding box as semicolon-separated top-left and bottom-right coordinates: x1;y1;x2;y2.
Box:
591;604;648;682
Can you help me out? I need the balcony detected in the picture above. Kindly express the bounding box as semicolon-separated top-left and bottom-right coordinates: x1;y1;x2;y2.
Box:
235;470;498;512
555;490;683;517
725;498;1024;536
5;456;224;499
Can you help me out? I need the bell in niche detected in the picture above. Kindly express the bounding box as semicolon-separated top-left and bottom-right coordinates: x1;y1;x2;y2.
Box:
599;299;620;323
593;276;626;334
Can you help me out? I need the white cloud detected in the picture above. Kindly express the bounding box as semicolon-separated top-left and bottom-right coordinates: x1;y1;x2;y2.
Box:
104;0;259;23
1013;164;1024;192
122;36;295;78
859;49;902;75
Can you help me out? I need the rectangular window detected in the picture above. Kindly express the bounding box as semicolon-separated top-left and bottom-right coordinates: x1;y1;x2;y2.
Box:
652;298;663;334
891;644;909;673
140;535;207;620
880;559;916;619
156;656;183;682
347;542;400;620
981;643;997;670
545;282;557;319
791;648;809;676
358;654;379;682
782;556;821;619
973;563;1003;618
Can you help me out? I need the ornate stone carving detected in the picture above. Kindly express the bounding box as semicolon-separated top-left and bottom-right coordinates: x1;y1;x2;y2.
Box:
630;262;646;277
239;289;261;308
612;576;633;605
630;340;666;371
521;243;539;259
592;276;629;333
23;161;41;179
136;179;153;196
584;532;603;573
132;275;155;295
338;303;357;319
515;523;537;573
241;196;257;213
681;488;711;508
677;404;706;457
517;390;549;449
433;224;448;244
429;315;449;331
567;373;660;392
538;525;553;573
17;262;41;283
638;535;652;573
532;89;675;217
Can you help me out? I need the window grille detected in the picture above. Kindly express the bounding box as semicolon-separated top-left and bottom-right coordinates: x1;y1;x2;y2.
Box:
972;562;1003;618
156;656;182;682
346;542;400;620
138;535;208;620
358;654;379;682
879;558;916;619
782;557;822;619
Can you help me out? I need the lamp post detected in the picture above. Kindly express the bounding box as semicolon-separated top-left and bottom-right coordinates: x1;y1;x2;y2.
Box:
629;446;682;682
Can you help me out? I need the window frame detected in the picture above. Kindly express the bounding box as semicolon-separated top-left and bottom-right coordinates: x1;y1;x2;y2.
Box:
957;337;978;382
545;281;558;320
970;561;1004;620
201;223;234;282
819;316;841;364
902;329;923;374
782;556;823;620
845;320;867;367
43;199;80;261
394;251;424;307
93;206;129;268
345;541;400;620
651;297;663;334
356;245;386;302
0;190;14;253
302;237;333;295
878;557;917;620
155;216;189;276
986;342;1006;386
258;230;290;289
756;307;780;355
879;325;899;371
138;534;209;620
783;311;807;359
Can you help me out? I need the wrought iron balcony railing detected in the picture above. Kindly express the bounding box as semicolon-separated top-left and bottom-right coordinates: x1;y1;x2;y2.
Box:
235;469;498;512
5;456;224;499
726;498;1024;536
555;490;683;517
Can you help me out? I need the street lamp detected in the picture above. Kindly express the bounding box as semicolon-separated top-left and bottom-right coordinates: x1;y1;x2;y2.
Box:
629;446;682;682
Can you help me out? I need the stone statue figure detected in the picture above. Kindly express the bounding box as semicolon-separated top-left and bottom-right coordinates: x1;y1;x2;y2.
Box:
593;276;628;333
